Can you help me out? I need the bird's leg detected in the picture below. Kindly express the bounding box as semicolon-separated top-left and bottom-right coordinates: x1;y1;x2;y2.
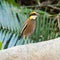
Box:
24;40;27;44
23;35;28;44
26;36;31;44
26;36;29;43
23;35;26;44
23;35;26;40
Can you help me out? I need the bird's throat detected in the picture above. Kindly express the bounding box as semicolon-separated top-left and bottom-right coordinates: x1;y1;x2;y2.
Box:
29;16;37;20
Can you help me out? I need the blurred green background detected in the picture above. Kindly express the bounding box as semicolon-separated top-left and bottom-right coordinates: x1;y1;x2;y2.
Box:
0;0;60;50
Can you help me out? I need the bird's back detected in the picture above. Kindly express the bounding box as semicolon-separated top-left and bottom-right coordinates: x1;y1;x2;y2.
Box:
22;18;36;38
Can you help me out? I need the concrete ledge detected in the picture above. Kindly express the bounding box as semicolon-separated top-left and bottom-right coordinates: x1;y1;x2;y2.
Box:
0;37;60;60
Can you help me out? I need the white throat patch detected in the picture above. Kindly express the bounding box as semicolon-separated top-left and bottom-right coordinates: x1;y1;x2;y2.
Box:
32;15;37;19
30;15;37;20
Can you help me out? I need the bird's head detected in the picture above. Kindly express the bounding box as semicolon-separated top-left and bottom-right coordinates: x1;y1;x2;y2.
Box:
29;11;39;20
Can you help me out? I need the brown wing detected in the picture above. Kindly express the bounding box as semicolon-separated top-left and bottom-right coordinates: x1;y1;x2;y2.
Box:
17;18;30;41
20;18;30;36
17;24;27;40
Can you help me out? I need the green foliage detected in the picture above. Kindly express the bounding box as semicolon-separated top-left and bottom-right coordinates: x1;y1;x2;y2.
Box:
1;0;17;5
0;1;59;49
0;41;2;50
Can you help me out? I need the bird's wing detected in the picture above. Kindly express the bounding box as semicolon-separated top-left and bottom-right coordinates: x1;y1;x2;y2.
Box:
20;18;30;36
20;23;28;35
17;23;27;40
17;19;29;40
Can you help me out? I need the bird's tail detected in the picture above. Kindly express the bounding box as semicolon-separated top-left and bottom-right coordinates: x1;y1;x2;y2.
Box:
17;32;23;41
17;34;22;40
15;33;22;45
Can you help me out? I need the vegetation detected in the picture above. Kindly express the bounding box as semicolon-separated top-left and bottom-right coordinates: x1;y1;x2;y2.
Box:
0;0;60;49
0;42;2;50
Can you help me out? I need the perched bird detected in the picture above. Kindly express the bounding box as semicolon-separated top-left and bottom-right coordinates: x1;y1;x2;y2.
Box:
18;11;39;40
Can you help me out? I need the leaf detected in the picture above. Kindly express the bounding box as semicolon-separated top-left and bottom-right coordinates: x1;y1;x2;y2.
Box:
0;41;2;50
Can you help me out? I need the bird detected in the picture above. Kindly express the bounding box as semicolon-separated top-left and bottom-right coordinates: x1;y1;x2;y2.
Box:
18;11;39;40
